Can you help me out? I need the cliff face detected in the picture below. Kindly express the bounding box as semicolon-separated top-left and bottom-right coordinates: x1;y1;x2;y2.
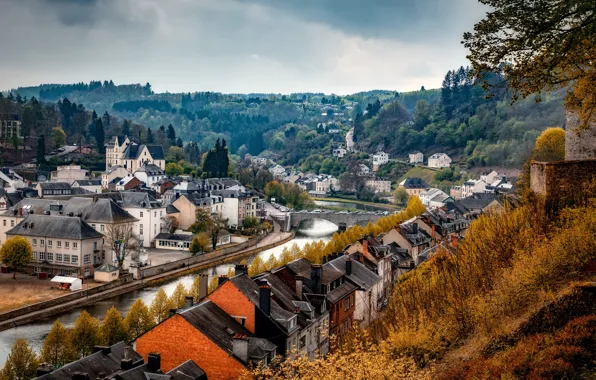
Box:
565;111;596;160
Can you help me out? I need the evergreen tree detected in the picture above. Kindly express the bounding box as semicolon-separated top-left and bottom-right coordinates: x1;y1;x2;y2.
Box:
122;119;131;136
124;299;154;341
36;135;46;165
94;119;105;154
167;124;176;144
0;339;38;380
41;320;76;367
70;310;101;358
146;128;154;144
101;306;128;346
176;137;183;147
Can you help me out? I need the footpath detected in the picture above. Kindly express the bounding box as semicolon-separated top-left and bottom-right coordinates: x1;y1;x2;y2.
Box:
0;231;294;332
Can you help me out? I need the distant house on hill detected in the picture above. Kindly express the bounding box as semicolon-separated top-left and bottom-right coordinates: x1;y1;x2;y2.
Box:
399;177;427;196
105;135;165;172
428;153;451;168
409;152;424;164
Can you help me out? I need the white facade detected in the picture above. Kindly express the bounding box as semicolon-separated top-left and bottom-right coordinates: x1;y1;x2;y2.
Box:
134;167;167;187
365;179;392;193
409;152;424;164
428;153;452;168
420;188;451;208
480;170;499;184
372;152;389;166
71;181;102;194
51;165;89;183
353;279;382;328
461;179;487;198
124;206;165;248
346;128;355;152
358;164;371;175
269;165;287;178
332;147;347;158
102;166;132;189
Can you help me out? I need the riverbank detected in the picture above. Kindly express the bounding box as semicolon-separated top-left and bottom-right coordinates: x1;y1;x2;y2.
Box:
0;231;295;332
316;196;399;211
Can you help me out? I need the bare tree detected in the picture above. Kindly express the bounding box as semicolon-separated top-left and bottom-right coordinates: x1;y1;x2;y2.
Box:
104;222;140;269
208;215;229;250
162;215;179;234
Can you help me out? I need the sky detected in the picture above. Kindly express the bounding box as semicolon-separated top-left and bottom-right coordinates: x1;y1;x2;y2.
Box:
0;0;488;94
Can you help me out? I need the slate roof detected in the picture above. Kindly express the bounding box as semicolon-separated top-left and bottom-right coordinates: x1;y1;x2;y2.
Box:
145;145;165;160
95;263;119;273
179;300;276;361
108;136;128;146
326;281;358;304
39;182;72;190
116;360;206;380
326;255;382;291
62;197;137;224
166;360;207;380
7;214;102;240
0;189;24;208
3;198;61;216
166;204;180;214
122;144;165;160
135;163;165;176
155;233;194;242
73;179;102;186
398;223;432;246
401;177;427;189
117;192;160;209
36;342;143;380
284;258;313;278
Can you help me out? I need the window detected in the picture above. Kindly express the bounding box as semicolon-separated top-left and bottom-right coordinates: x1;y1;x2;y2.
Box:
32;239;37;246
56;254;62;263
48;240;52;247
92;224;96;229
57;241;61;248
71;256;78;264
73;242;78;249
33;251;38;260
40;239;45;246
100;225;104;232
140;212;143;217
140;225;143;235
84;267;90;276
2;220;5;226
93;242;98;250
65;242;69;248
84;254;91;264
63;255;70;263
160;211;163;217
344;297;351;311
154;211;156;217
47;253;53;261
10;220;14;227
39;252;46;261
299;336;306;349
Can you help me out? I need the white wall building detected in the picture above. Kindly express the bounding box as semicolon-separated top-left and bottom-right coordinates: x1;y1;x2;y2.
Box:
428;153;452;168
409;152;424;164
480;170;499;184
461;179;487;198
72;179;102;194
332;147;347;158
51;165;89;183
269;165;287;178
420;188;453;208
134;163;167;188
372;151;389;166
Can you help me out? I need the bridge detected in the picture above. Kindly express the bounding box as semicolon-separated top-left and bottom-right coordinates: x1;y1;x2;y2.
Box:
288;211;382;230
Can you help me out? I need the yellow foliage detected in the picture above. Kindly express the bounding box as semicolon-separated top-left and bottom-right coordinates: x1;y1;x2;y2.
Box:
533;127;565;162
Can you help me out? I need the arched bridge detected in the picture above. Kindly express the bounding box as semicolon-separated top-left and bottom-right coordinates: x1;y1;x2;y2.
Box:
289;211;382;230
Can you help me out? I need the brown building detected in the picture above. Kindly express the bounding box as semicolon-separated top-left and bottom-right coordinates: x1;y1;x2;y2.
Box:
134;299;276;380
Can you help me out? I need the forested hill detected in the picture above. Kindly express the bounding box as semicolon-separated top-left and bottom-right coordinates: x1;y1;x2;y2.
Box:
10;68;565;169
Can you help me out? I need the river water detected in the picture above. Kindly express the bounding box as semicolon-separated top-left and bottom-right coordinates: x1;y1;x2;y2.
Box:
0;219;337;366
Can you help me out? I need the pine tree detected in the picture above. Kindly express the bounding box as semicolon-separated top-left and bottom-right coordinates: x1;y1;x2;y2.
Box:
36;135;46;165
150;288;173;324
167;124;176;145
94;119;105;154
0;339;38;380
146;128;154;144
122;119;131;136
41;320;76;367
70;310;101;358
101;306;128;346
176;137;183;147
124;299;154;341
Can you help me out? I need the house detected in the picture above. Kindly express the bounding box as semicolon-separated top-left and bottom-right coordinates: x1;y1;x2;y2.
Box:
372;151;389;171
155;178;176;195
0;114;21;139
35;342;207;380
450;185;463;200
135;298;277;379
458;193;502;215
428;153;452;168
207;273;300;356
269;165;286;178
112;192;166;248
332;147;347;158
344;236;393;300
114;176;143;191
358;164;371;175
134;163;166;188
382;223;432;264
461;179;487;198
0;188;24;211
324;255;382;328
399;177;427;196
171;193;224;230
102;165;132;189
72;179;102;194
480;170;499;184
419;188;453;208
105;135;166;172
154;232;195;250
36;182;73;198
6;214;104;277
94;263;120;282
409;152;424;164
365;178;391;193
50;165;89;183
0;167;28;191
216;190;259;228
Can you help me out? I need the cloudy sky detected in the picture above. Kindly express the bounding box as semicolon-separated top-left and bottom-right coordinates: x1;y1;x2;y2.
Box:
0;0;488;94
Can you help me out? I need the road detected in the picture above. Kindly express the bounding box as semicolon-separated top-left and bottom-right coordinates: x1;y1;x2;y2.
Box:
45;145;78;161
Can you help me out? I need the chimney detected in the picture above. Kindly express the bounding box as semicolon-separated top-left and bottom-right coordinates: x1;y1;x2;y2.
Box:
147;353;161;372
72;372;90;380
184;296;194;309
322;255;327;264
232;334;249;364
345;258;352;276
310;264;322;294
93;346;111;355
295;276;304;300
199;274;208;299
18;207;22;217
235;264;248;276
168;308;177;317
432;224;436;240
451;235;458;247
412;223;418;234
259;284;271;316
362;240;368;256
218;275;228;287
37;363;53;377
120;357;133;371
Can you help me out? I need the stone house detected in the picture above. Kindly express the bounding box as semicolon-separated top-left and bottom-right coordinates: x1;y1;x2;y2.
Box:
427;153;451;168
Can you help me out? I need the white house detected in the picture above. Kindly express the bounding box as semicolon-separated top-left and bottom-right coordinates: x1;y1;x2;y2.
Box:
480;170;499;184
358;164;371;175
428;153;452;168
116;192;166;248
0;168;27;191
461;179;487;198
372;151;389;166
269;165;287;178
134;163;166;188
101;165;131;189
409;152;424;164
332;147;347;158
419;188;453;208
365;178;392;193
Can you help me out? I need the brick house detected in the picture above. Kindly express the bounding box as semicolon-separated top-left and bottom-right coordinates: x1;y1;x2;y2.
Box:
134;299;276;380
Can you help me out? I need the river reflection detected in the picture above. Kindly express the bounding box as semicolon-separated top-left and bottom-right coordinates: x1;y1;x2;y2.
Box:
0;219;336;365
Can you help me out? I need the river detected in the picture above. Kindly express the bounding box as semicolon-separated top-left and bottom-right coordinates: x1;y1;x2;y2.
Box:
0;219;337;366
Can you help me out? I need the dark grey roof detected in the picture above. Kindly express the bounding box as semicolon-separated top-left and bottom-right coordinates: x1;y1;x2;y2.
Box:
118;192;160;209
285;258;312;278
402;177;427;189
166;204;180;214
108;136;128;146
74;179;102;186
167;360;207;380
248;337;277;359
123;144;165;161
326;281;358;304
3;198;62;216
399;223;432;246
71;187;94;195
135;163;165;176
326;256;382;291
7;214;102;240
95;263;119;272
0;189;24;208
36;342;142;380
145;145;165;160
116;359;207;380
321;261;343;284
458;193;497;211
62;197;137;224
39;182;72;190
155;233;194;242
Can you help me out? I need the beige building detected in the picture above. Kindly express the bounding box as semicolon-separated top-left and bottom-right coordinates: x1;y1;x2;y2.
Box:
0;115;21;139
101;165;132;189
6;214;104;277
51;165;89;183
170;193;224;230
105;136;165;172
399;177;427;196
365;178;392;193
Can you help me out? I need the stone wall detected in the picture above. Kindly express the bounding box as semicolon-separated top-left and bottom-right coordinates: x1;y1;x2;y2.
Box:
530;159;596;197
565;111;596;160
